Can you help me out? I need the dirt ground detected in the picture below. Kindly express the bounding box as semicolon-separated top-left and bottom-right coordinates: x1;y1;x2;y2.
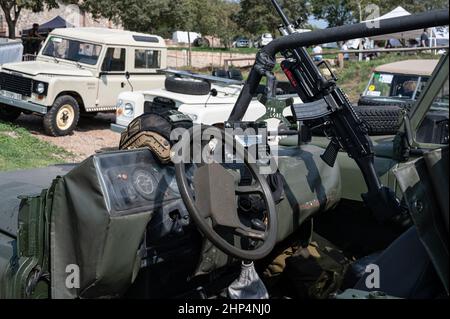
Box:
15;113;121;162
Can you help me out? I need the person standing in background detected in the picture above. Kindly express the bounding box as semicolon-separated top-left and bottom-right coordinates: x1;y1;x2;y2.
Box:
341;42;350;61
29;23;43;40
313;44;323;62
421;29;430;48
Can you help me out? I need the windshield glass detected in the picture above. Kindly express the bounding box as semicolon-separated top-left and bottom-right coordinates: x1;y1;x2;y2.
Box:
42;36;102;65
431;77;449;110
364;73;421;99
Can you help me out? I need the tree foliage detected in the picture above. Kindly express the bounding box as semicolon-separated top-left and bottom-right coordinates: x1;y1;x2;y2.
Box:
235;0;310;36
81;0;240;45
313;0;449;27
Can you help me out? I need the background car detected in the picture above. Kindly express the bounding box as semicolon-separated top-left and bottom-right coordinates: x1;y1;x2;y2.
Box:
0;28;167;136
233;37;251;48
112;70;298;142
359;59;439;109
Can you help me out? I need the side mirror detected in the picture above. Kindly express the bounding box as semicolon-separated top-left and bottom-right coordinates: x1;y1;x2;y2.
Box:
125;71;130;80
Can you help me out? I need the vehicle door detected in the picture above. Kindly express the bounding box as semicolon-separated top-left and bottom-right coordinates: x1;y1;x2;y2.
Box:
127;47;165;91
409;54;449;147
97;47;130;109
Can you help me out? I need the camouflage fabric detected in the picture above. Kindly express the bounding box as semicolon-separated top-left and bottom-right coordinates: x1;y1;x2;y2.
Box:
265;234;350;299
119;109;193;163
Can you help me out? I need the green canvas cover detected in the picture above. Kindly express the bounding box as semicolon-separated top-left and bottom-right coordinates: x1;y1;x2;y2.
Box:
49;153;153;299
275;145;342;242
393;147;449;295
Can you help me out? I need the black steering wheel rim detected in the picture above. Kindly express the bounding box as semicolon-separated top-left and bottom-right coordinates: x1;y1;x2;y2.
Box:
174;127;278;260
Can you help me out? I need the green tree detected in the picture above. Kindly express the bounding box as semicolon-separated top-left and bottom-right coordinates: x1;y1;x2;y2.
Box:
235;0;310;37
81;0;170;35
83;0;241;49
0;0;63;39
312;0;355;27
193;0;240;48
214;0;240;48
314;0;449;26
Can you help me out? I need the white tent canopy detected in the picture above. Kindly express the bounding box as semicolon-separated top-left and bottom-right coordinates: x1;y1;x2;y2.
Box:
363;6;425;41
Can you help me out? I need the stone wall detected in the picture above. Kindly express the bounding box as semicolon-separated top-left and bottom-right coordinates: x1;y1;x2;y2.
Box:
167;50;257;69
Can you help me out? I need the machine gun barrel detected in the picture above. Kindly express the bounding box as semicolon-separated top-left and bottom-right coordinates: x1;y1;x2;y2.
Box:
270;0;291;28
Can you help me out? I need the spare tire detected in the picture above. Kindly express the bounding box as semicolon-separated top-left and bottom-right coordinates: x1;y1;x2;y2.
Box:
355;105;404;135
358;96;415;111
165;76;211;95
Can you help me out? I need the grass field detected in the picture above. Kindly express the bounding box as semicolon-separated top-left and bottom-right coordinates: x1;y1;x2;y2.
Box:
0;121;74;171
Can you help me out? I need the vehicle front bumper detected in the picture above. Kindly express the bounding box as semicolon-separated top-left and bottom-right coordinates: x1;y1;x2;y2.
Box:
111;123;127;133
0;95;47;114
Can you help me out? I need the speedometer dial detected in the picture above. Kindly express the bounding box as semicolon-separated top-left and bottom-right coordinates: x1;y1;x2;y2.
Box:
132;169;156;200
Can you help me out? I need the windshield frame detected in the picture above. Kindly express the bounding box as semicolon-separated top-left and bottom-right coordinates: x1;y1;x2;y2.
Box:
41;36;104;67
408;53;449;149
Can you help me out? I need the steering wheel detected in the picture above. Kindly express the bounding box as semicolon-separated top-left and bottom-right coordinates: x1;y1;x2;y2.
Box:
174;128;278;260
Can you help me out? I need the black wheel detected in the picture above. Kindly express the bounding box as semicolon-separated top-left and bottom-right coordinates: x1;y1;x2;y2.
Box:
193;37;210;48
43;95;80;136
165;76;211;95
355;105;403;135
0;104;22;122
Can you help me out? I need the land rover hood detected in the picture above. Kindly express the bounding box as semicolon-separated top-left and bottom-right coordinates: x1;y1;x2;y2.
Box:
1;61;93;77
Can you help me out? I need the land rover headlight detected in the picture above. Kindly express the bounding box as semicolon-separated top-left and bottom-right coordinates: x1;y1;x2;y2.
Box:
124;102;135;117
34;82;47;95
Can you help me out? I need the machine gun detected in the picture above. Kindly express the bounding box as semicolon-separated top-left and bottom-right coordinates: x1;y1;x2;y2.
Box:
228;2;449;222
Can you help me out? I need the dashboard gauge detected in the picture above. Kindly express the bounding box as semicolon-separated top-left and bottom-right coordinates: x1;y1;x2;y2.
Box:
132;169;156;200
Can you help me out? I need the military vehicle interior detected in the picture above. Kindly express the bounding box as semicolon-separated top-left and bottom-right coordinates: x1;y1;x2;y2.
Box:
0;9;448;300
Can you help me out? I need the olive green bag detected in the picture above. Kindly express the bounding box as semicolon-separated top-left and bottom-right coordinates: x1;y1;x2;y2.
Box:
49;155;153;299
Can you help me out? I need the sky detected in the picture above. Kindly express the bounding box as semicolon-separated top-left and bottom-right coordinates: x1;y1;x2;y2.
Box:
308;16;328;29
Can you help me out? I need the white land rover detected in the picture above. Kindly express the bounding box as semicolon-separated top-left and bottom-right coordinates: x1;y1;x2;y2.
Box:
112;70;298;136
0;28;167;136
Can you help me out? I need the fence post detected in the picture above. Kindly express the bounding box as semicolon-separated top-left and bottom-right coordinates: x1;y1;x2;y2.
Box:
338;53;345;69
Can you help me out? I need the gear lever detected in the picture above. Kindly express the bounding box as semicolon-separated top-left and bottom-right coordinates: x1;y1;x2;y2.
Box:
228;261;269;299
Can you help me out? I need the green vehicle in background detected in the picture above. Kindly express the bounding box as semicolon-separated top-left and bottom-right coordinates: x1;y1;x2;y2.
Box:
359;59;439;109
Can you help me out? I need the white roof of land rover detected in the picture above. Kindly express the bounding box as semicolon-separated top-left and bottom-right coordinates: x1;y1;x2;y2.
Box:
374;59;439;76
50;27;166;48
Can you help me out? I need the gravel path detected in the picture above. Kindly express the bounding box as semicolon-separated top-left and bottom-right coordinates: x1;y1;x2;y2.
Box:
15;113;121;162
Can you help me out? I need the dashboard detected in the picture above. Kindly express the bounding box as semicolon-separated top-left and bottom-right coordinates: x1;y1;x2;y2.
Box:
95;149;184;217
